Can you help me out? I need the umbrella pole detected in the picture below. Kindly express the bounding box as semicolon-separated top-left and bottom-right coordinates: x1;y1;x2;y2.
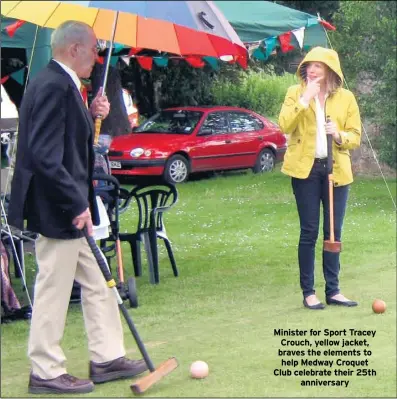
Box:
94;11;119;145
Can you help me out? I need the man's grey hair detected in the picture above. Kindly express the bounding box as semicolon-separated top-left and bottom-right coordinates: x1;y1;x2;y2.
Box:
51;20;93;52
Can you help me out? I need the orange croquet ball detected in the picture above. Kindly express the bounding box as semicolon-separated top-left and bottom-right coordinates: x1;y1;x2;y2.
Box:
190;361;209;379
372;299;386;314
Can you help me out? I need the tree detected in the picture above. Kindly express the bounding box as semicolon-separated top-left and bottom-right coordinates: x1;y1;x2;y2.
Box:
330;1;396;168
120;59;220;117
272;1;340;21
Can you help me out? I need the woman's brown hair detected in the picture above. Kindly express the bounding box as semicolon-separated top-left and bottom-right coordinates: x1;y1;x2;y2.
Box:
299;62;342;96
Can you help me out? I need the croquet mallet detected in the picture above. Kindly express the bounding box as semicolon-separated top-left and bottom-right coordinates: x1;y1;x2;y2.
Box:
83;228;178;395
323;118;342;253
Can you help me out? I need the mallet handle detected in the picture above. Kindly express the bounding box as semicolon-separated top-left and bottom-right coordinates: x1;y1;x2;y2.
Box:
326;120;335;243
326;119;333;174
328;176;335;243
83;228;156;372
116;239;125;283
119;305;156;372
84;227;114;285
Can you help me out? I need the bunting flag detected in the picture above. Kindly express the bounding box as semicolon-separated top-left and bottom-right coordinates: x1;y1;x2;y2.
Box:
110;56;118;67
120;56;130;66
203;57;219;71
112;43;125;54
1;76;10;85
94;51;246;70
292;27;305;49
137;56;153;71
97;55;117;65
185;56;205;68
128;47;143;56
278;32;295;53
246;42;261;58
252;47;267;61
264;37;278;58
319;19;336;31
5;20;26;37
153;57;169;67
10;68;25;85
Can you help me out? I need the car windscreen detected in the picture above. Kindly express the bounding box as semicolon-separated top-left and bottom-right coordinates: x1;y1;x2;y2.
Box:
134;110;203;134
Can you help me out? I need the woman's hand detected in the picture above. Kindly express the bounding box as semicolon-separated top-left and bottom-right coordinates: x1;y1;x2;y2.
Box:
325;119;342;143
302;77;322;103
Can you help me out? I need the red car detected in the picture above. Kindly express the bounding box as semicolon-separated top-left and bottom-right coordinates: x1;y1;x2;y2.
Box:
108;106;287;184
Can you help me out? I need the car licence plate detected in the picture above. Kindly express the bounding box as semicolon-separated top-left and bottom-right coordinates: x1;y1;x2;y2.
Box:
109;161;121;169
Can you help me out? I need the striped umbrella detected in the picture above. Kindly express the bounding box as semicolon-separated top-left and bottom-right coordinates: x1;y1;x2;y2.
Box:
1;1;247;64
2;1;248;143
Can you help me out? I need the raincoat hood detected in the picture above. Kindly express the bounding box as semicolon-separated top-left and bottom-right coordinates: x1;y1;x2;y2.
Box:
297;47;343;88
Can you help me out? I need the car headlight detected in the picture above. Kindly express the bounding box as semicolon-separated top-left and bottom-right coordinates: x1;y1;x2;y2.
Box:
130;148;144;157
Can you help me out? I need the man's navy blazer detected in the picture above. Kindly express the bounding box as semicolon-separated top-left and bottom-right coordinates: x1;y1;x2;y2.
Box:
8;60;99;239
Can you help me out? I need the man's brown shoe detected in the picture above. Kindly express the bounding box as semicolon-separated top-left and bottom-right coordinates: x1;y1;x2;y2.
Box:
28;373;94;394
89;357;148;383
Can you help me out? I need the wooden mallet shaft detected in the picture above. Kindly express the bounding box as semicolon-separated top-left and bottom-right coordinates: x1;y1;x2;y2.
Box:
83;229;179;395
323;120;342;253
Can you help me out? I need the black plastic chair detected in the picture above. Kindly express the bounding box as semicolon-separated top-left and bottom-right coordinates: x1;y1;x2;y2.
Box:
119;183;179;285
92;173;138;307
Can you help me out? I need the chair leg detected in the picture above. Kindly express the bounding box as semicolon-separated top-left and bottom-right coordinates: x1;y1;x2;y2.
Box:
130;239;142;277
142;232;156;285
149;228;160;284
163;238;178;277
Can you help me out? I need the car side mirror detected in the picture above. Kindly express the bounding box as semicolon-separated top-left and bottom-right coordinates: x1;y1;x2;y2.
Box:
198;128;213;136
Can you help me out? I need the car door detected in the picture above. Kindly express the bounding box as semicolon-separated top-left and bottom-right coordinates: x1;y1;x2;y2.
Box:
225;111;265;168
190;111;232;171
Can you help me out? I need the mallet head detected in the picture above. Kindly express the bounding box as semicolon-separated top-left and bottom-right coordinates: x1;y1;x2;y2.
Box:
323;240;342;253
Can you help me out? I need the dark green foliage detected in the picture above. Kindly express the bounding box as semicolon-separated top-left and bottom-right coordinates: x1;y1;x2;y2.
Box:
272;0;340;21
330;1;397;168
120;59;218;117
209;67;298;119
120;57;296;121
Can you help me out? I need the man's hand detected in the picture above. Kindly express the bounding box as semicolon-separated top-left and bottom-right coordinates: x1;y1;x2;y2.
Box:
325;119;342;143
302;77;322;103
90;86;110;119
72;207;93;236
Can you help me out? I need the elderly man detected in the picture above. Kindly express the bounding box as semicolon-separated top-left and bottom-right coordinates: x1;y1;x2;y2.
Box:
8;21;147;395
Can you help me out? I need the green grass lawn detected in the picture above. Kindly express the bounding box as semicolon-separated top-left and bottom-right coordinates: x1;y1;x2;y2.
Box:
1;168;396;398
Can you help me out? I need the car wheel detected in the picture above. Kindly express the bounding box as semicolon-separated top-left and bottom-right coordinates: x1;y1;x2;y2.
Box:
253;148;275;173
163;155;189;184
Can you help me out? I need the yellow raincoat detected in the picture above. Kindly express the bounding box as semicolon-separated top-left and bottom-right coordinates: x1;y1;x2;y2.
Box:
278;47;361;186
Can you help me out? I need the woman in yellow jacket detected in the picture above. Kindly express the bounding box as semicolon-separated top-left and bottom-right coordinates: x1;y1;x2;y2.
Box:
279;47;361;310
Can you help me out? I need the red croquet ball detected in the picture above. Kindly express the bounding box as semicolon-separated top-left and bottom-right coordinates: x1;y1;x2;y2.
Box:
372;299;386;314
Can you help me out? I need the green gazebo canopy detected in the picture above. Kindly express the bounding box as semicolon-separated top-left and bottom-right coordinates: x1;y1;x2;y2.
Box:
1;16;52;78
214;1;328;48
